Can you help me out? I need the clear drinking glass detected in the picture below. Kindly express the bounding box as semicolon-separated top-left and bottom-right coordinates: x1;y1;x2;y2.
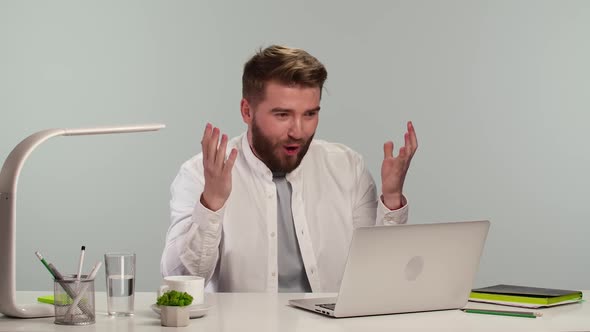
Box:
104;252;136;316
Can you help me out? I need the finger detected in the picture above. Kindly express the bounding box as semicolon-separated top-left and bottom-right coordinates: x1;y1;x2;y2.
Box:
223;148;238;175
404;132;410;150
201;123;212;162
207;127;220;167
408;121;418;151
383;141;394;159
404;132;416;158
216;134;228;168
398;146;408;159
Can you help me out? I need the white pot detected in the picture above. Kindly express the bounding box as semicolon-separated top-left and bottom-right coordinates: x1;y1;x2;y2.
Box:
160;306;190;327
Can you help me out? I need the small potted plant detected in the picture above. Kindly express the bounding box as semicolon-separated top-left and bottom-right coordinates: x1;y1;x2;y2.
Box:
156;290;194;327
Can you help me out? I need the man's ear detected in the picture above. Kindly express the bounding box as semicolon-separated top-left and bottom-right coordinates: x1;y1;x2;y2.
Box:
240;98;253;124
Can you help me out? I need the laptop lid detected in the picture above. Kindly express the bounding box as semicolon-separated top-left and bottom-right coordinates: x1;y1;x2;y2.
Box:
331;220;490;317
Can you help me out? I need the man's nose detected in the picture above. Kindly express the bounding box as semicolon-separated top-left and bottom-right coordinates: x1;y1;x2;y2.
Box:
288;118;303;140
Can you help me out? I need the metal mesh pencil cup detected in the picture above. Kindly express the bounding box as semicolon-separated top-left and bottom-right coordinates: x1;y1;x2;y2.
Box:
53;275;95;325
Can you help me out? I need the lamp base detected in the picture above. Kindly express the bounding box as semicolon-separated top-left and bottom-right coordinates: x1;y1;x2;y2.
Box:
0;303;54;318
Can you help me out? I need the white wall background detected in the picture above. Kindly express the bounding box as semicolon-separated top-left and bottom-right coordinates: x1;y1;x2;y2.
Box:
1;0;589;292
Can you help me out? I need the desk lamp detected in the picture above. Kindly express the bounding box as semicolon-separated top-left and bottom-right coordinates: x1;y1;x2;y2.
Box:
0;124;165;318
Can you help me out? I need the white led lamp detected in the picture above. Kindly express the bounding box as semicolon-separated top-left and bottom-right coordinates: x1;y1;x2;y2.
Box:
0;124;165;318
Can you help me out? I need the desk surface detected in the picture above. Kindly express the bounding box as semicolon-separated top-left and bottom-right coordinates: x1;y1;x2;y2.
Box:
0;291;589;331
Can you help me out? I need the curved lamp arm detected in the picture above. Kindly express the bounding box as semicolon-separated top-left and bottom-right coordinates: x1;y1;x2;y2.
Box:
0;124;165;318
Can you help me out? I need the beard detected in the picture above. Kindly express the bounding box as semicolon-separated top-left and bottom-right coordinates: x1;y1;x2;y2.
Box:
250;118;314;173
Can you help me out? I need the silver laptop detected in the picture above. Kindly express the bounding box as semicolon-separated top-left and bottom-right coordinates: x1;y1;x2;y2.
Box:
289;220;490;318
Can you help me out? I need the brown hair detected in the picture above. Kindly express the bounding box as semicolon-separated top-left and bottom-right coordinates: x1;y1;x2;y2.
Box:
242;45;328;107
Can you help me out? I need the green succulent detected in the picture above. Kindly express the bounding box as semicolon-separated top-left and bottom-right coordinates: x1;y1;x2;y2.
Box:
157;290;194;307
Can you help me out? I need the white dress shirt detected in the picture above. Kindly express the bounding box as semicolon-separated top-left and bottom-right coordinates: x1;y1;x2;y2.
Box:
161;133;408;292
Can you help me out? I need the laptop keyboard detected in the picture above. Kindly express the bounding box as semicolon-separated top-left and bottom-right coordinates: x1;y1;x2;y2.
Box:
317;303;336;311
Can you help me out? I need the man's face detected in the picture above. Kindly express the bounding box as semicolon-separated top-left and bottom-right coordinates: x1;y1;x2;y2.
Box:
242;81;321;173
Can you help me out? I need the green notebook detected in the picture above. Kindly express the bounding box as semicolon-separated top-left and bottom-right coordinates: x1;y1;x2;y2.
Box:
470;284;582;305
37;295;54;305
37;294;73;305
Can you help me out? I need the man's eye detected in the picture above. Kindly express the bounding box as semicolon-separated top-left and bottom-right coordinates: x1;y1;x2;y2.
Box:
276;113;288;118
305;111;318;117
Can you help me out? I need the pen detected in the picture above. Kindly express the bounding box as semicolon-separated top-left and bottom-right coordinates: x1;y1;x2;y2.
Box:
34;251;55;278
48;263;64;280
35;250;65;280
86;261;102;280
461;308;542;318
76;246;86;280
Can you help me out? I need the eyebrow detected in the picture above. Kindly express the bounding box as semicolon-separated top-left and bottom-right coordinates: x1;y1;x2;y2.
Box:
270;107;321;113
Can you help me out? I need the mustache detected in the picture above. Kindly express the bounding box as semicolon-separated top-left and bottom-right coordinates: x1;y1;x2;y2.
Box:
280;138;307;145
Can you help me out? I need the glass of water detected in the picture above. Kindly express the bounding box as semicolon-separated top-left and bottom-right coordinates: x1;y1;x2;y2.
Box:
104;252;135;316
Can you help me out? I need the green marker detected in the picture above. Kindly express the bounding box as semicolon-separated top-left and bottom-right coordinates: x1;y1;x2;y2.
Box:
462;308;541;318
35;251;56;278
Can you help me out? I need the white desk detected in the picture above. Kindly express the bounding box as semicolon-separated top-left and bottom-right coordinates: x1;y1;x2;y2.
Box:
0;291;589;331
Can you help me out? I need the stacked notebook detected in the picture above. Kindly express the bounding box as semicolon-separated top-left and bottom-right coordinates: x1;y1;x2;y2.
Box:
469;284;583;308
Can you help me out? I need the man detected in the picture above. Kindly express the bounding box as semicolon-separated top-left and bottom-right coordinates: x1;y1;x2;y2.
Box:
161;45;418;292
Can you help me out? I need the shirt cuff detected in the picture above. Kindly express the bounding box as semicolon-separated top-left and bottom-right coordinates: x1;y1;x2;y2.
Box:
378;195;409;225
192;198;226;233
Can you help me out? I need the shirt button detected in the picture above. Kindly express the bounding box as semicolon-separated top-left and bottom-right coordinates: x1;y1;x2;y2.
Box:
270;232;276;238
271;272;276;277
310;268;315;274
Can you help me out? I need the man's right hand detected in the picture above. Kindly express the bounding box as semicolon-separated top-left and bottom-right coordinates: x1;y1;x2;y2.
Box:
200;123;238;211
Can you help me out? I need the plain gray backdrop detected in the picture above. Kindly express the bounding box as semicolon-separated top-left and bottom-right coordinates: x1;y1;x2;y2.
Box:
1;1;589;292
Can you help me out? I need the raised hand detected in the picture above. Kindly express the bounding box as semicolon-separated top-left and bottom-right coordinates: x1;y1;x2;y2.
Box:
381;121;418;210
200;123;238;211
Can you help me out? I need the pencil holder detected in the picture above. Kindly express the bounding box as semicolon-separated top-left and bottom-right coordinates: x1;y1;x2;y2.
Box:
53;275;95;325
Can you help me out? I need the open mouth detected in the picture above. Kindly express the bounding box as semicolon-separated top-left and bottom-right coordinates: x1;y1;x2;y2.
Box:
284;145;300;156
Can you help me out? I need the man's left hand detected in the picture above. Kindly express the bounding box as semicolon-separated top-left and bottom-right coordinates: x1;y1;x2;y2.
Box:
381;121;418;210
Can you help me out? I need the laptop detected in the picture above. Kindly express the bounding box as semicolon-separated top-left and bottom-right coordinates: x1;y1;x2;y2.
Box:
289;220;490;318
